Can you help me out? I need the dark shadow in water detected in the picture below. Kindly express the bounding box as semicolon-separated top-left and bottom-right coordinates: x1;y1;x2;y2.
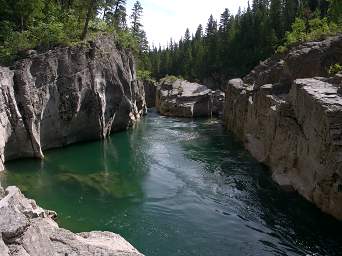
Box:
181;118;342;256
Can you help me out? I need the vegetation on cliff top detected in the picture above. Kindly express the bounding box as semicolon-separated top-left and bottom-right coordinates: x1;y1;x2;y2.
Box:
0;0;148;67
145;0;342;83
1;0;341;82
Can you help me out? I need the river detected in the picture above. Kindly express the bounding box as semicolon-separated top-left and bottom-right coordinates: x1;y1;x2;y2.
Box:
1;110;341;256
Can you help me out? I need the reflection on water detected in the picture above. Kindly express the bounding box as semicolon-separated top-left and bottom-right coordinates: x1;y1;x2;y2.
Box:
1;110;342;256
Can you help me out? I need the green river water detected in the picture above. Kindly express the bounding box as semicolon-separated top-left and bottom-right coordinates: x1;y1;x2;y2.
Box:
1;110;341;256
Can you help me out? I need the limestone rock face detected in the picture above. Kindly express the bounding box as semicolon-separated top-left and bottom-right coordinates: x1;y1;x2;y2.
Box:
223;35;342;220
0;185;143;256
0;36;146;170
244;35;342;88
156;77;224;117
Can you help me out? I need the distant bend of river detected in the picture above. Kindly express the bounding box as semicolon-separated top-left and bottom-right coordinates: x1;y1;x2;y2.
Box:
1;110;342;256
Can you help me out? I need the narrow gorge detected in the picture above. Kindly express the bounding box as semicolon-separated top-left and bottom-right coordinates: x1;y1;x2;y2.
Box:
1;31;342;255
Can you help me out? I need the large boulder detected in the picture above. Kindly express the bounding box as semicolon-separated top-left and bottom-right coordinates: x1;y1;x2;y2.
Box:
223;35;342;220
0;35;146;171
156;77;224;117
0;185;143;256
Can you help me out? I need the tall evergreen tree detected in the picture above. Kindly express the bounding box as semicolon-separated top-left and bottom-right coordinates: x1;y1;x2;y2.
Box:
328;0;342;24
112;0;127;29
195;24;203;39
206;15;217;36
270;0;284;39
219;8;231;32
130;1;143;35
130;0;147;52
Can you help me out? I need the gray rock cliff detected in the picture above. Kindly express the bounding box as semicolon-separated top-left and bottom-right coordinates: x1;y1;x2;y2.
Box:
0;36;146;171
156;77;224;117
224;35;342;220
0;184;143;256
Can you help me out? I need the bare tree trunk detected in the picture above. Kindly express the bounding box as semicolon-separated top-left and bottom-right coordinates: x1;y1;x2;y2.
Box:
21;16;24;32
81;0;96;40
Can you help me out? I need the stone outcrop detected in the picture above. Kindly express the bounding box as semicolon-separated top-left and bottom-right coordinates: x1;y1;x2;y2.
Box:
224;35;342;220
156;77;224;117
142;79;157;108
0;35;146;171
0;184;143;256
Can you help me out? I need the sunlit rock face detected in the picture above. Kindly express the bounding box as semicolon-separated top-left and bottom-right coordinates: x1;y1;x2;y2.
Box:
156;77;224;117
0;185;143;256
0;36;146;170
223;35;342;220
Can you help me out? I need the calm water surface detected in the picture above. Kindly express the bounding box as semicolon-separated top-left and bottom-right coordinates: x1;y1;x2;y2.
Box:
1;110;342;256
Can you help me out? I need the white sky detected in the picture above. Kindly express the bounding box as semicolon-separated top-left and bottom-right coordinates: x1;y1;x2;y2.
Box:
127;0;249;47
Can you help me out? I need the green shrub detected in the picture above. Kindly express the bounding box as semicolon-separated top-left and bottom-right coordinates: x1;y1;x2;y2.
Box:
281;17;342;50
276;45;288;54
116;30;139;54
31;20;67;49
137;70;152;80
0;30;35;64
328;63;342;76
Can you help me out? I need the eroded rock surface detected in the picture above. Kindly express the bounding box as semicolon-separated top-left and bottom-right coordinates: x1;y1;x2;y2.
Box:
0;36;146;171
156;77;224;117
0;185;143;256
224;35;342;220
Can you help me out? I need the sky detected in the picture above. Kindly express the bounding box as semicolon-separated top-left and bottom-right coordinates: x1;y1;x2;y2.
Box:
126;0;249;48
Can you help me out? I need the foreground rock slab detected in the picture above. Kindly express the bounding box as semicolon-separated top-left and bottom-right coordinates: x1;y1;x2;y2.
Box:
224;35;342;220
0;185;143;256
156;77;224;117
0;35;147;171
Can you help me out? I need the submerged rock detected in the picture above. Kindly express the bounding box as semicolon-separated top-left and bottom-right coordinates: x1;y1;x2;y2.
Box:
156;77;224;117
0;35;146;171
223;35;342;220
0;185;143;256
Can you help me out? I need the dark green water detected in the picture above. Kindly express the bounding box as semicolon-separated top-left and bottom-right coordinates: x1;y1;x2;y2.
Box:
1;110;342;256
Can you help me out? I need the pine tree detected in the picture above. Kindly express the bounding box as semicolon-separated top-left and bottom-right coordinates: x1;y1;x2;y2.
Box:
130;0;147;52
328;0;342;24
283;0;298;31
195;25;203;40
206;15;217;36
130;1;143;35
219;8;231;32
184;28;191;42
113;0;127;29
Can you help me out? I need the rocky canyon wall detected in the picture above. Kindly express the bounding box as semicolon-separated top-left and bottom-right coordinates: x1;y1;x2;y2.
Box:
0;36;146;171
224;35;342;220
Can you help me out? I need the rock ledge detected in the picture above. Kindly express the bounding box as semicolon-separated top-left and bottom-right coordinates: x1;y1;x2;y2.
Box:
0;184;143;256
